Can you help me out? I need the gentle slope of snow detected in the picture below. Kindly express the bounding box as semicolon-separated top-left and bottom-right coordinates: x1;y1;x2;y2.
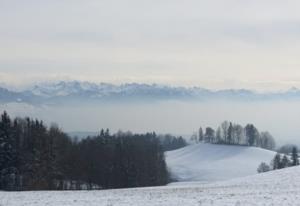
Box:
1;166;300;205
166;143;276;182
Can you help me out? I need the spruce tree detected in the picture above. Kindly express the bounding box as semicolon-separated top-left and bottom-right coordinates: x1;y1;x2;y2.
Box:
272;153;282;170
0;111;17;190
216;127;222;144
227;122;233;144
245;124;258;146
198;127;204;142
292;147;299;166
205;127;215;143
281;155;290;168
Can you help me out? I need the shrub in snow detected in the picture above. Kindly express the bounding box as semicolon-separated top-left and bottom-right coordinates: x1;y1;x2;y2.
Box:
257;162;270;173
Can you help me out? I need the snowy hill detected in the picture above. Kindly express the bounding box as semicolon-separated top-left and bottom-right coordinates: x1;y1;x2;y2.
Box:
166;143;276;182
2;165;300;205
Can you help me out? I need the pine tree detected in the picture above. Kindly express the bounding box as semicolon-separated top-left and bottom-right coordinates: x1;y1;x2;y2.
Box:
292;147;299;166
281;155;290;168
100;129;105;137
227;122;233;144
272;153;282;170
0;111;17;190
216;127;222;144
245;124;258;146
205;127;215;143
198;127;204;142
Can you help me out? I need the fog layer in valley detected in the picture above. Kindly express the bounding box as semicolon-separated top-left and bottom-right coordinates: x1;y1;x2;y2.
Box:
0;100;299;146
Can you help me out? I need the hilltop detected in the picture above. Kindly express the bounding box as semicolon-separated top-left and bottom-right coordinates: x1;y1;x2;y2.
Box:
166;143;276;182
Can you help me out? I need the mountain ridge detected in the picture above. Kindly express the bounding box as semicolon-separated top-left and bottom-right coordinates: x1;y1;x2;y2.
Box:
0;80;300;105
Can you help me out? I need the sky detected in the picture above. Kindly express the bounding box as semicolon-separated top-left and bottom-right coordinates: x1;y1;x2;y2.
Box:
1;0;300;91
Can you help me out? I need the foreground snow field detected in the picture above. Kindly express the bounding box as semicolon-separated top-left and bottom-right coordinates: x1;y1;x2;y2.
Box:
166;143;276;182
1;166;300;206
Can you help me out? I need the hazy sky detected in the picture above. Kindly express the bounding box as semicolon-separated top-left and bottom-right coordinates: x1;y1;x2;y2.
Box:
1;0;300;91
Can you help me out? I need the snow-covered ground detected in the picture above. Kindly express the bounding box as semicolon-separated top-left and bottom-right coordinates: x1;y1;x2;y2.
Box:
0;144;293;206
1;165;300;206
166;143;276;182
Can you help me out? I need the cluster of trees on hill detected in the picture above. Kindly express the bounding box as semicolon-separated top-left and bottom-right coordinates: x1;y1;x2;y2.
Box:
0;111;169;191
257;147;299;173
158;134;187;151
277;144;299;154
191;121;276;150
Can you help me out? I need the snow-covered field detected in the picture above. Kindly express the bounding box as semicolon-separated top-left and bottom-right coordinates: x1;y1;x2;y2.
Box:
1;165;300;206
1;144;296;206
166;143;276;182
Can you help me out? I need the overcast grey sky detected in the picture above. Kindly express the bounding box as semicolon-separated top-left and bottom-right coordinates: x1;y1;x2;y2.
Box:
1;0;300;90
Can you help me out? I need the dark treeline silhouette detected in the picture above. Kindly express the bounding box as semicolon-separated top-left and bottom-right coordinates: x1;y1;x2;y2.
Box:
277;144;299;154
272;147;299;169
158;134;187;151
192;121;276;150
258;146;299;173
0;111;169;191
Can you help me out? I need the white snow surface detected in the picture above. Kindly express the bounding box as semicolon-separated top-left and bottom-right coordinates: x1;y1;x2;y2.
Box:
166;143;276;182
1;166;300;205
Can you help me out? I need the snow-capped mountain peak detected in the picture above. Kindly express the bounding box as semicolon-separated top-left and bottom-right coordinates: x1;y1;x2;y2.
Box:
1;81;300;105
30;81;102;97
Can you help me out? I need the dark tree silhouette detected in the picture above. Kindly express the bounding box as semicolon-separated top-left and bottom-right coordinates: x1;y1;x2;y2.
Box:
0;112;169;191
197;121;276;150
292;147;299;166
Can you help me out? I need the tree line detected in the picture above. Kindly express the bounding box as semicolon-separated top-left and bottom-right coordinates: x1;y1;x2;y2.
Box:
257;146;299;173
0;111;169;191
158;134;187;151
191;121;276;150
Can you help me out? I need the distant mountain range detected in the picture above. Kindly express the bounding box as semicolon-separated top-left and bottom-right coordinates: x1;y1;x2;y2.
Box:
1;81;300;105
